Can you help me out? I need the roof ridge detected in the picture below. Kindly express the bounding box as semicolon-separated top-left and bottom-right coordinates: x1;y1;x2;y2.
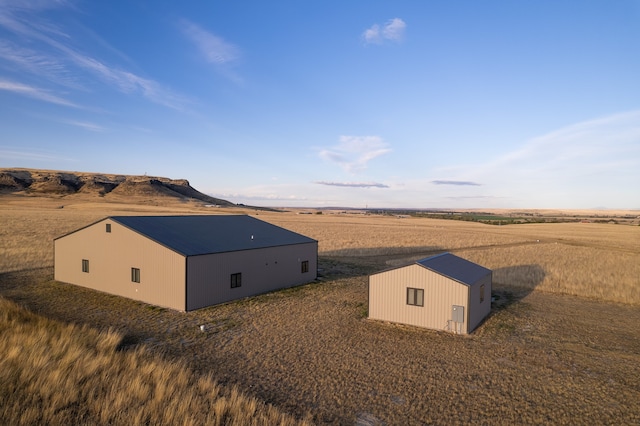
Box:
416;251;450;263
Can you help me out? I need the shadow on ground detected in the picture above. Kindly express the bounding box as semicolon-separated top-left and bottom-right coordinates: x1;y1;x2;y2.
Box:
319;247;446;279
490;264;546;311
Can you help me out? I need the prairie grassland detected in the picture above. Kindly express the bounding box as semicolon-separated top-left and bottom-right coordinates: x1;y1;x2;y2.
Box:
461;243;640;303
261;212;640;305
0;295;309;426
2;198;640;424
4;269;639;424
263;213;533;255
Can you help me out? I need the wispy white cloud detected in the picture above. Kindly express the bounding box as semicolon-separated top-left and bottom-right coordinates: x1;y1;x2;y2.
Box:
318;135;392;173
217;193;308;202
0;40;82;89
179;19;240;65
432;180;481;186
362;25;382;44
362;18;406;44
0;2;189;110
61;119;105;132
178;18;243;84
0;146;73;162
433;110;640;208
315;181;389;188
62;49;189;109
485;110;640;180
383;18;406;41
445;195;505;200
0;78;78;107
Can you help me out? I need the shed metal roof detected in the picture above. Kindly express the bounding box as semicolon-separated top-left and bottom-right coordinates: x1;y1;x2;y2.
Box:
416;252;491;285
109;215;316;256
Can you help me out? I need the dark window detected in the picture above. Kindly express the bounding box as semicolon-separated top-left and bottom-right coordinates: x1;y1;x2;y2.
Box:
480;284;485;303
407;287;424;307
301;260;309;273
131;267;140;283
106;223;111;233
230;272;242;288
82;259;89;273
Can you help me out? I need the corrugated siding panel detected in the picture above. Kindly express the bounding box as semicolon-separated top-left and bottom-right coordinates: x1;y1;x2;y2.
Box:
467;273;492;332
54;219;186;310
369;264;469;333
186;241;317;310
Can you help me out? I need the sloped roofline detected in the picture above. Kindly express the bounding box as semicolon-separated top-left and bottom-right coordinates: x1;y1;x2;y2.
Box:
54;216;110;241
368;252;447;276
55;215;317;257
416;252;491;287
369;252;491;287
54;216;195;258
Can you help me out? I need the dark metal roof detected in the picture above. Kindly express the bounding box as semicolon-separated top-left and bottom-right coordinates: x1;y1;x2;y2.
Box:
416;252;491;285
110;215;316;256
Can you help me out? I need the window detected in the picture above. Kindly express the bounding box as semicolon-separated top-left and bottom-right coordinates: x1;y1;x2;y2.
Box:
301;260;309;273
106;223;111;233
230;272;242;288
480;284;485;303
131;267;140;283
82;259;89;273
407;287;424;307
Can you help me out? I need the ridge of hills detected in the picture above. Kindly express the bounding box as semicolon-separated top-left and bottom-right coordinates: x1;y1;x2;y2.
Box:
0;168;234;207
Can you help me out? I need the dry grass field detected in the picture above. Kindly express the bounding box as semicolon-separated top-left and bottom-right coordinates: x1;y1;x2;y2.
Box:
0;296;308;426
1;194;639;424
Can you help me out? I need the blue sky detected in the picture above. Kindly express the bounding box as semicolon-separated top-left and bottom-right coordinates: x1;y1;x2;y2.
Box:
1;1;639;209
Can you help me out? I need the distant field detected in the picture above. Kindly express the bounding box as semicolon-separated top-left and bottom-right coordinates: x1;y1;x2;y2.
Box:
1;195;639;424
262;209;640;305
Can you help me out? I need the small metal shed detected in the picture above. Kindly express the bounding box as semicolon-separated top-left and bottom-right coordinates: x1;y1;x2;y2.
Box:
54;215;318;311
368;252;491;334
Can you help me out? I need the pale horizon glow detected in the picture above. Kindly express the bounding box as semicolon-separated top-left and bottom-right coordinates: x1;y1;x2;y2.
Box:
1;1;639;209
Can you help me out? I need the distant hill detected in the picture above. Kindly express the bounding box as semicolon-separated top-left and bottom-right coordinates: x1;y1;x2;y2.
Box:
0;168;235;206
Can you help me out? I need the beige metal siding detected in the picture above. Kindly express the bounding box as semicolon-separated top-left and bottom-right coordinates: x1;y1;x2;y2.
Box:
467;273;492;332
369;264;469;333
54;218;186;310
186;241;317;310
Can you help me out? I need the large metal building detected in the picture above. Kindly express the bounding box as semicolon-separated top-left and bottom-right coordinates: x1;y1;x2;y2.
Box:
54;215;318;311
368;253;491;334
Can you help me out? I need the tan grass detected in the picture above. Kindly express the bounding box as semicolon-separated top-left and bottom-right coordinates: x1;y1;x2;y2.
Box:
0;296;310;426
460;243;640;304
2;197;640;423
2;203;639;304
261;213;640;305
5;269;639;424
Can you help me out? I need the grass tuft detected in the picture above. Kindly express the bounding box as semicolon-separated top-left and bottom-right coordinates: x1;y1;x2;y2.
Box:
0;296;310;426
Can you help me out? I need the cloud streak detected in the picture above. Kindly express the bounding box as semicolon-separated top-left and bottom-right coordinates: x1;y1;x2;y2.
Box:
315;181;389;188
0;79;78;107
0;147;73;162
432;180;481;186
482;110;640;181
62;119;106;132
0;40;82;89
178;18;243;84
362;18;406;44
434;110;640;208
0;2;189;110
179;19;240;65
318;135;391;173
